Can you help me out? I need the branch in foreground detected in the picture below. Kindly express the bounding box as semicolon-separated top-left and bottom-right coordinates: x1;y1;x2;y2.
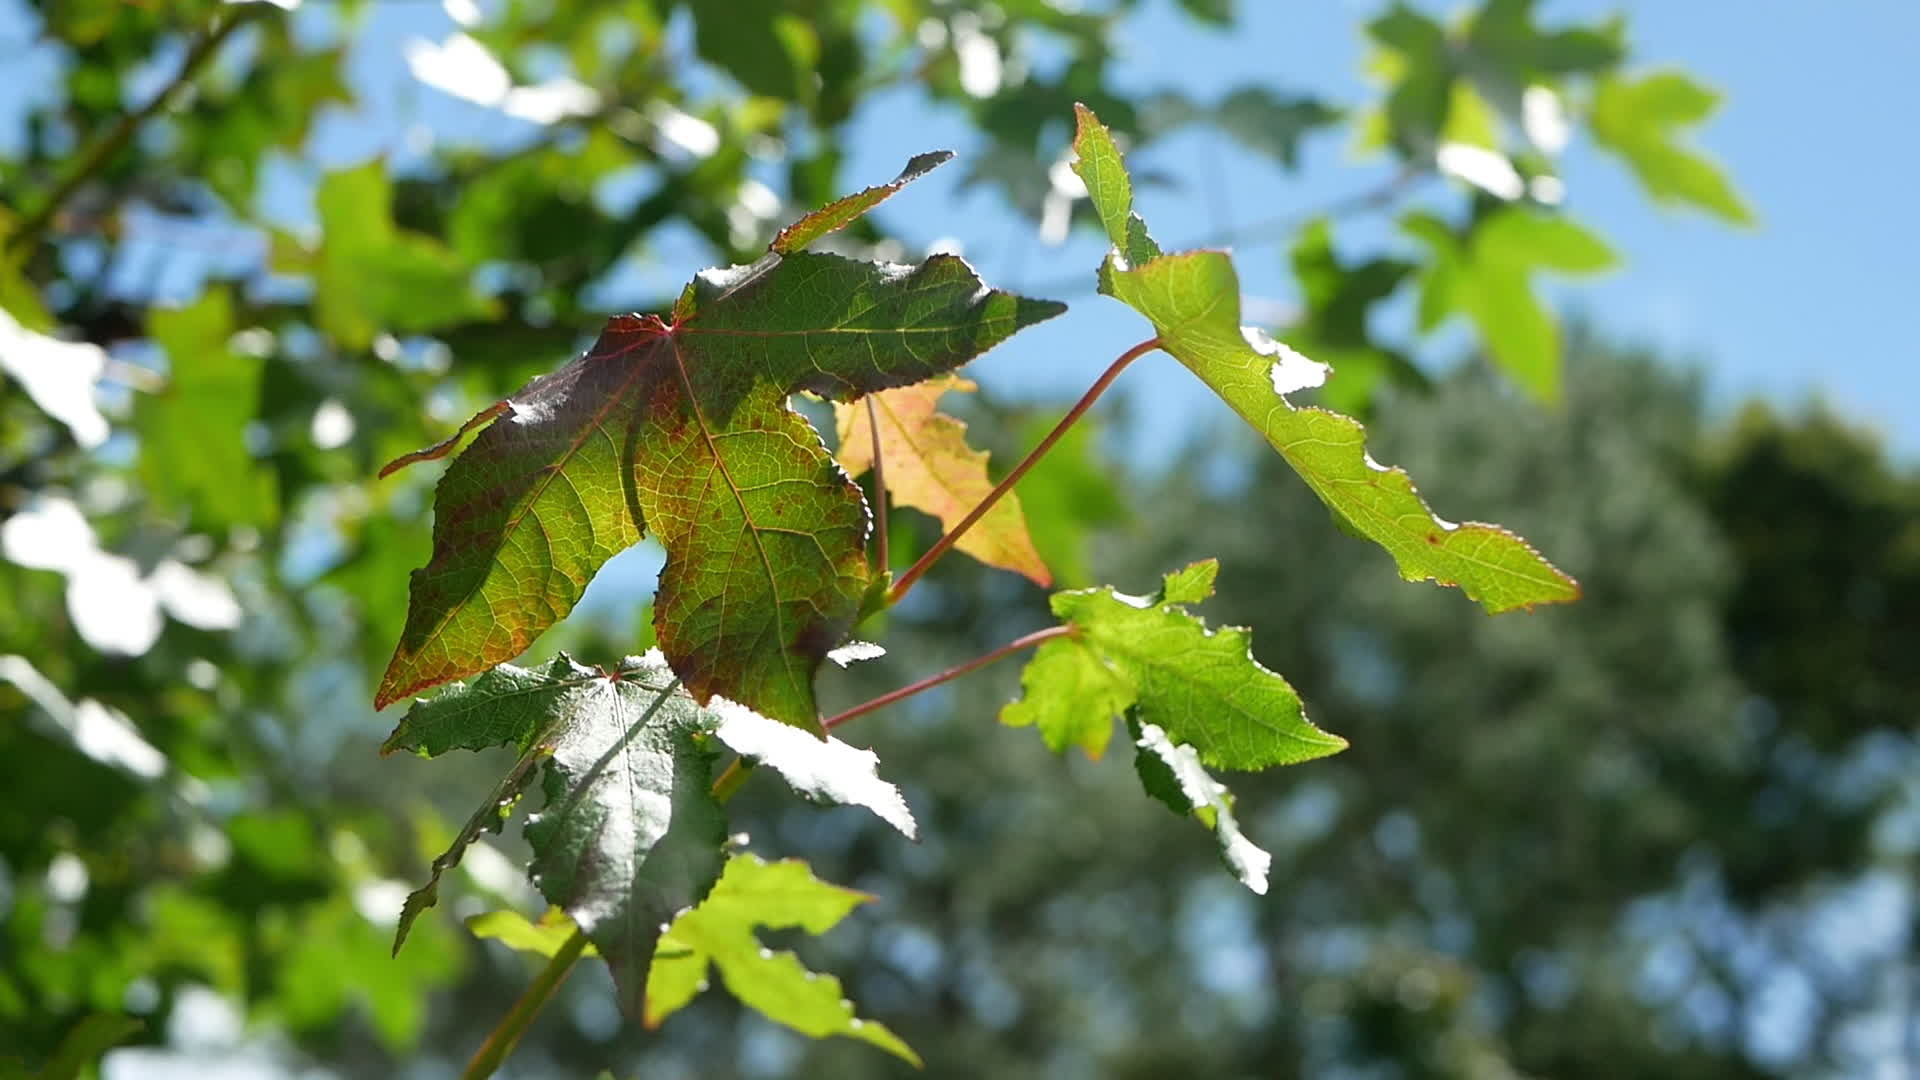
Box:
888;338;1161;604
824;625;1073;731
463;926;590;1080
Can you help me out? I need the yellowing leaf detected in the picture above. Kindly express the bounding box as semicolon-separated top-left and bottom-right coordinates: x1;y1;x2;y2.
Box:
835;375;1050;586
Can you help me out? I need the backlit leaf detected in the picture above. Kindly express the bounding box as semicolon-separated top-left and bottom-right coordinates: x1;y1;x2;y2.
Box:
376;157;1064;725
138;288;277;529
1003;564;1346;769
647;853;919;1066
1072;105;1577;613
834;374;1050;585
1591;71;1754;225
773;150;953;254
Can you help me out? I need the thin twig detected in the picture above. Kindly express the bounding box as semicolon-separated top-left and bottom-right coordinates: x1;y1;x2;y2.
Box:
888;337;1161;605
822;625;1073;731
7;7;265;253
866;395;889;575
462;928;590;1080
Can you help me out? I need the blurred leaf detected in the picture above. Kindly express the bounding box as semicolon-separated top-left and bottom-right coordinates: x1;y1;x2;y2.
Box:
1404;208;1616;402
1074;106;1579;612
274;894;462;1052
376;157;1063;725
293;161;497;349
1130;716;1270;893
1366;4;1453;155
647;853;919;1066
687;0;814;101
138;288;277;528
37;1014;142;1080
1591;71;1754;225
835;375;1050;586
1004;563;1345;769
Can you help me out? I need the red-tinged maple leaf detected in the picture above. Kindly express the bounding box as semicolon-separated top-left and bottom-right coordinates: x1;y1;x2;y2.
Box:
377;154;1064;729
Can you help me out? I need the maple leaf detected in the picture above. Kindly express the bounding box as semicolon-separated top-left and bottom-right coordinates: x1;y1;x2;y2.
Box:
834;374;1050;585
376;153;1064;727
647;853;920;1065
1002;561;1346;768
381;652;917;969
1072;105;1577;614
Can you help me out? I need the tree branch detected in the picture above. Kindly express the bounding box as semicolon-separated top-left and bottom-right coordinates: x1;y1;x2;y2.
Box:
7;7;266;253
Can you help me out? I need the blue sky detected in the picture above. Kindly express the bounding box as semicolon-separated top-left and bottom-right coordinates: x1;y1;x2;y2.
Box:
821;0;1920;459
4;0;1915;459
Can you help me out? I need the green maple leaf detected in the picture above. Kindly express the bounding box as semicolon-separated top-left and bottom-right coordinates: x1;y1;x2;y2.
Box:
1591;71;1754;226
1072;104;1577;613
377;653;722;1017
520;663;727;1021
647;853;920;1066
376;154;1064;726
1404;207;1616;403
1003;561;1347;769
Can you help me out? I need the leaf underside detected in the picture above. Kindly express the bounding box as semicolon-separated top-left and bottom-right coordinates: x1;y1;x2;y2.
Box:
377;155;1064;726
1071;104;1577;614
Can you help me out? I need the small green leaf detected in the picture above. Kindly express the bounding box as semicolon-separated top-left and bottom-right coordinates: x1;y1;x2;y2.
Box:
294;161;497;349
1591;71;1754;225
1157;558;1219;605
1000;632;1132;759
1005;568;1346;769
467;908;601;958
1073;105;1576;612
1131;717;1271;894
1404;208;1615;403
647;853;919;1066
